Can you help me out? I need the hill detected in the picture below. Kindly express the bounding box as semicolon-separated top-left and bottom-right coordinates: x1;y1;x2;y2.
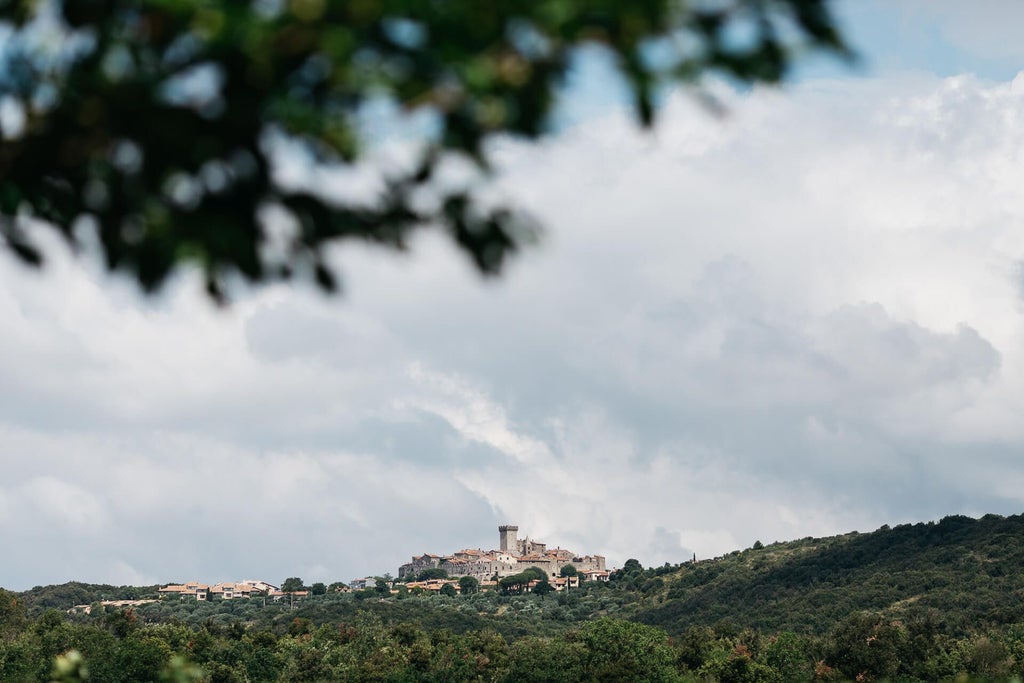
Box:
9;514;1024;681
630;513;1024;635
14;512;1024;638
17;582;159;615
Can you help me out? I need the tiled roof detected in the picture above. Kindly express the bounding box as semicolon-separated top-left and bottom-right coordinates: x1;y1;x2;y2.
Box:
161;580;276;593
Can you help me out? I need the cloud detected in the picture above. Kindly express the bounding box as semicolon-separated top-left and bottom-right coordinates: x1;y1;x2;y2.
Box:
20;477;109;533
5;70;1024;589
0;424;497;586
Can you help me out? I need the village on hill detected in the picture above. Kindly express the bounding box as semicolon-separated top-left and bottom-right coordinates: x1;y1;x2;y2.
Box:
393;524;611;594
146;525;613;602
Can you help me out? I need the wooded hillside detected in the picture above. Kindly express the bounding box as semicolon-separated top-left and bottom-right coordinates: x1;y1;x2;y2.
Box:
632;513;1024;635
8;513;1024;681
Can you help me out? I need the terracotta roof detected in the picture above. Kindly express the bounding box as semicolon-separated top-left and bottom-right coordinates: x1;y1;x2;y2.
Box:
210;583;258;593
405;579;459;591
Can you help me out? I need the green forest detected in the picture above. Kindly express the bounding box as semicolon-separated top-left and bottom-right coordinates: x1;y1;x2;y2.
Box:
8;513;1024;681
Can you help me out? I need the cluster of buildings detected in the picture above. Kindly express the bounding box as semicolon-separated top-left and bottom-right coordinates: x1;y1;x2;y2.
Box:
148;526;609;604
398;525;610;583
157;579;307;601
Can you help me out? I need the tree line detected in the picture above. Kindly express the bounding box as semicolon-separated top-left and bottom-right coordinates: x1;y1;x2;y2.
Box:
11;513;1024;680
7;585;1024;681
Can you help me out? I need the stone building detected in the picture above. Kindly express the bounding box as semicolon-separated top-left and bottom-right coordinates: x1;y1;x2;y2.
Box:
397;553;442;579
399;525;606;581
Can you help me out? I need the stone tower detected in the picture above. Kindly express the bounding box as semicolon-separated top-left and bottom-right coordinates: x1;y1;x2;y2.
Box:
498;525;519;554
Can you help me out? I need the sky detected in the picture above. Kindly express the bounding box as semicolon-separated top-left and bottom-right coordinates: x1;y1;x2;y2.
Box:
5;2;1024;590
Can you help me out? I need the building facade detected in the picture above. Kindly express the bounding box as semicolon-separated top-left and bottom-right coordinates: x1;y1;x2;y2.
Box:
399;526;606;581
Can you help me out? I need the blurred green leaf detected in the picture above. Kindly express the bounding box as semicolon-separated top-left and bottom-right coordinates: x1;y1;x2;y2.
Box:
0;0;849;298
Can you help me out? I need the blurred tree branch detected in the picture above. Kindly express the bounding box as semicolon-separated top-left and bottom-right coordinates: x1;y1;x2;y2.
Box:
0;0;850;300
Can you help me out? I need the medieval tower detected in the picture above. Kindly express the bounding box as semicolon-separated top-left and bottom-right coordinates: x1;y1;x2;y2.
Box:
498;525;519;554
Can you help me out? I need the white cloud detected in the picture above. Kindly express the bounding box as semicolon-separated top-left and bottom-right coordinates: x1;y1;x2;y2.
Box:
106;560;158;587
404;364;554;467
20;477;108;534
5;70;1024;588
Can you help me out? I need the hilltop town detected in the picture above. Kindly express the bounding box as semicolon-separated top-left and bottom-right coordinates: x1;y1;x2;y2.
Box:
398;524;609;583
142;526;610;604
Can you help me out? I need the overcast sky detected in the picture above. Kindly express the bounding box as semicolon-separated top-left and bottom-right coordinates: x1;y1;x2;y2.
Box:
5;2;1024;591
